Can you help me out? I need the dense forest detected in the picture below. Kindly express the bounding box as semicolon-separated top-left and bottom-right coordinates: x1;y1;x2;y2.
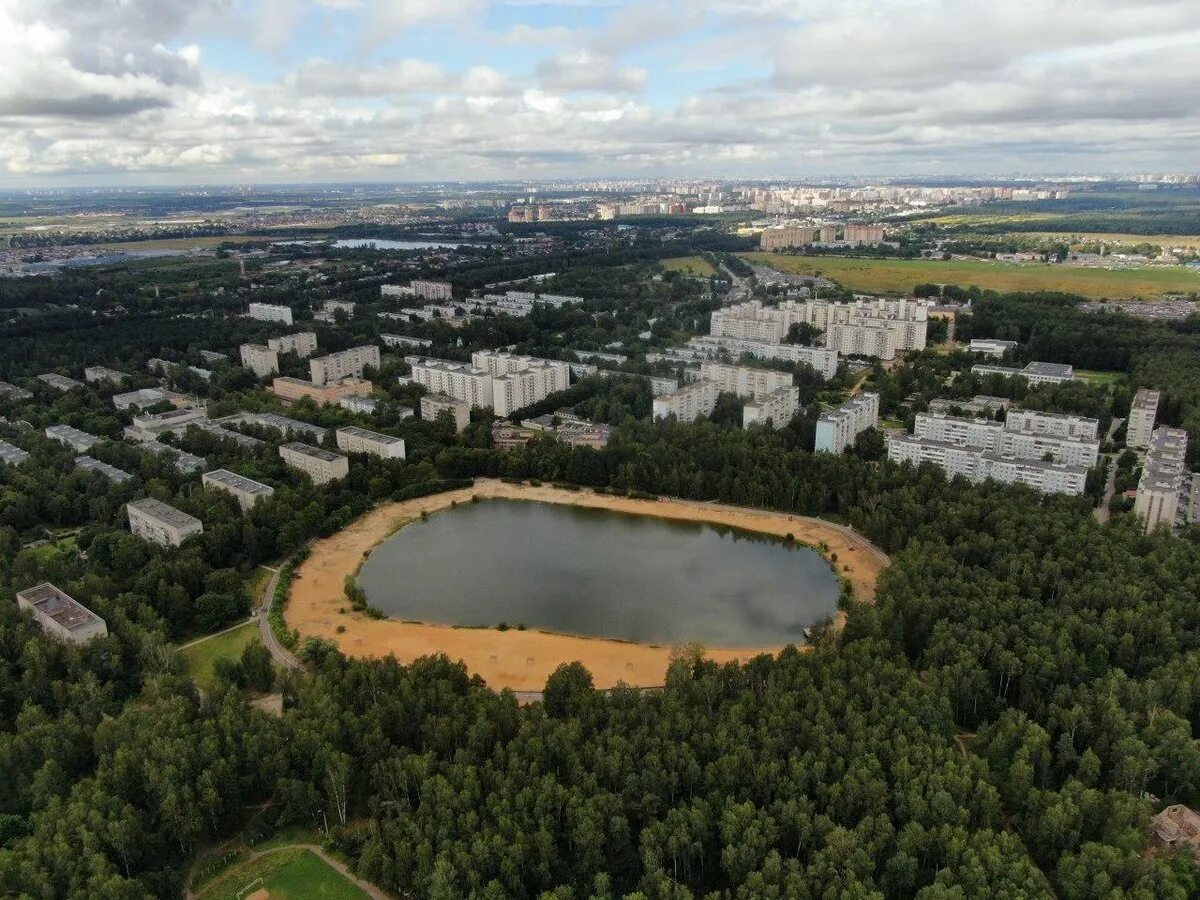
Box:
1;273;1199;897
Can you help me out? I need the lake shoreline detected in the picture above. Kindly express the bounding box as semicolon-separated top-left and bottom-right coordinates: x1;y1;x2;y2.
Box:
285;480;889;691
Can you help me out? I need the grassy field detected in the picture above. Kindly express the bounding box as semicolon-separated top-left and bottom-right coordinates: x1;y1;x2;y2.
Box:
1013;231;1200;249
660;255;718;277
196;847;368;900
96;236;278;251
742;253;1200;299
181;622;259;692
1076;369;1127;386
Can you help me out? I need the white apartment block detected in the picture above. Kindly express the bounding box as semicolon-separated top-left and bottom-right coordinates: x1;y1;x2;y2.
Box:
396;280;454;301
125;407;208;443
1004;409;1099;441
887;434;1087;496
338;396;378;414
1127;389;1161;450
268;332;318;358
45;424;101;452
126;498;203;547
915;411;1099;467
699;361;793;399
710;307;787;343
969;339;1018;358
75;456;132;483
972;362;1075;385
239;343;280;378
1135;426;1189;532
815;392;880;454
84;366;126;385
248;302;293;325
743;387;800;429
915;412;1004;452
652;380;719;422
16;583;107;644
322;300;356;318
408;358;495;409
420;394;471;432
112;387;184;410
999;430;1100;468
202;469;275;511
279;442;349;485
381;334;432;350
310;345;381;385
471;351;571;416
336;426;406;460
685;336;839;380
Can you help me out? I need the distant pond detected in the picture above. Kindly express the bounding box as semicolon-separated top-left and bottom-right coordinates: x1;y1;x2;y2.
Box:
356;499;840;647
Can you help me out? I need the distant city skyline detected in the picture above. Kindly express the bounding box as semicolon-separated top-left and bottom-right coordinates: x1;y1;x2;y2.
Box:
2;0;1199;186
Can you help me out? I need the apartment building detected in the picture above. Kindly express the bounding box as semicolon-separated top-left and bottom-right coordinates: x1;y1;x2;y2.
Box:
215;412;328;442
126;498;203;547
84;366;126;385
915;412;1003;451
310;345;380;386
271;376;372;407
383;280;454;302
338;395;379;415
968;339;1018;358
522;412;612;448
239;343;279;378
710;306;787;343
16;583;107;644
199;350;228;365
420;394;471;432
760;226;816;250
37;373;84;392
815;392;880;453
45;424;100;452
75;456;132;483
843;225;886;245
972;362;1075;385
927;395;1010;418
321;300;356;318
112;387;187;410
268;332;318;358
684;336;839;379
886;434;1088;495
818;226;838;243
0;439;30;467
0;380;33;401
381;334;432;350
743;387;801;428
336;426;406;460
141;442;206;474
247;302;293;325
279;442;349;485
407;359;494;409
1135;426;1189;532
1004;409;1099;441
653;380;719;422
1127;388;1161;450
999;430;1100;468
202;469;275;511
699;361;793;399
915;411;1099;467
124;407;208;443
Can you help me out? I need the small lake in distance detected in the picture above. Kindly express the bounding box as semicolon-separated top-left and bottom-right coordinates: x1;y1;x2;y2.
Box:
356;499;840;647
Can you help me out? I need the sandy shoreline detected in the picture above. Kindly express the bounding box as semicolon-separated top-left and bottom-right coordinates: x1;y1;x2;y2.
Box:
285;480;889;691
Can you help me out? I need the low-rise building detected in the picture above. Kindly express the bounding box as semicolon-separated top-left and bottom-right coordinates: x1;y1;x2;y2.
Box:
46;424;101;452
267;332;318;358
16;583;107;644
199;350;228;365
336;425;406;459
202;469;275;511
0;439;30;466
522;412;612;448
239;343;280;378
112;387;187;411
381;334;433;350
84;366;126;385
421;394;471;432
968;339;1018;358
927;395;1010;418
124;407;208;443
1152;804;1200;853
126;498;203;547
75;456;133;483
215;412;327;442
815;392;880;453
652;381;719;422
1127;388;1161;450
141;442;206;473
972;361;1075;385
0;380;33;401
248;302;293;325
271;376;373;407
743;386;801;429
279;442;349;485
338;395;378;414
37;373;85;392
309;346;381;386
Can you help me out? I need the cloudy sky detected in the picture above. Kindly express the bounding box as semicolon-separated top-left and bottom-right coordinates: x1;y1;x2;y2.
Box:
1;0;1198;185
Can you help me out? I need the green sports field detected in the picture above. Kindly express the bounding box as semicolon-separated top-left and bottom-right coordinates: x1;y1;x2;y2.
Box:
196;847;368;900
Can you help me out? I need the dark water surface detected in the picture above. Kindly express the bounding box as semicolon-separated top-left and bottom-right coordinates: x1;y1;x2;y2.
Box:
357;500;839;646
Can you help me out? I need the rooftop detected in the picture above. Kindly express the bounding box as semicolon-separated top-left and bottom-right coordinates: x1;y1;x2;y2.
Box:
203;469;274;495
16;583;103;633
337;425;403;444
127;497;201;530
1023;361;1074;378
280;441;344;462
0;439;30;465
75;456;133;483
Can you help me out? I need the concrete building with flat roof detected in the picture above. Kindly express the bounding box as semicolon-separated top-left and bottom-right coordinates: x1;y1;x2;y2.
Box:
248;302;293;325
279;442;349;485
240;344;280;378
887;434;1087;495
37;373;85;392
699;361;793;400
309;345;380;386
0;380;33;401
196;423;267;449
760;226;816;250
1127;388;1161;450
215;412;328;442
112;387;187;411
336;425;406;459
0;439;30;466
202;469;275;511
683;335;839;380
815;392;880;453
75;456;132;483
408;358;495;410
1135;426;1189;532
420;394;471;432
16;583;107;644
1004;409;1099;441
46;424;101;452
972;361;1075;385
199;350;228;365
968;339;1018;358
84;366;126;385
927;395;1010;418
653;380;719;422
124;407;209;443
126;498;203;547
268;332;318;358
338;395;379;414
743;386;801;429
271;376;372;407
915;410;1099;467
522;412;612;448
381;334;432;350
141;442;205;473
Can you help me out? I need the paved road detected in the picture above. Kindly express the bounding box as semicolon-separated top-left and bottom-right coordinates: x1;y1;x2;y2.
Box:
257;562;303;672
1095;418;1125;524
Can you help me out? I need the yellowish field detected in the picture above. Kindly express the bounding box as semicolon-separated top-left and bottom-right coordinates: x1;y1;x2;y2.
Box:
660;255;718;277
743;253;1200;299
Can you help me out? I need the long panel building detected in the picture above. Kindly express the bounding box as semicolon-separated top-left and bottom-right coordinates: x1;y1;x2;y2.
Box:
1135;426;1189;532
310;345;381;386
407;353;571;417
279;442;349;485
336;426;406;459
126;498;203;547
16;583;107;644
683;336;839;380
698;361;793;399
247;302;293;325
887;434;1088;495
202;469;275;511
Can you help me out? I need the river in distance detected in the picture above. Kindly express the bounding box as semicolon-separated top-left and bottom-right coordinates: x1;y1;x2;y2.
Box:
356;499;840;647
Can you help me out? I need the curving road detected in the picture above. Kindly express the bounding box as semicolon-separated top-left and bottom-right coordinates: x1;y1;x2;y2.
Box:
257;564;303;672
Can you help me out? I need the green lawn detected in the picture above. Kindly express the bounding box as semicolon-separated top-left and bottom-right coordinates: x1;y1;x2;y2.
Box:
1075;369;1127;386
743;252;1200;299
660;255;719;277
181;622;259;692
196;847;368;900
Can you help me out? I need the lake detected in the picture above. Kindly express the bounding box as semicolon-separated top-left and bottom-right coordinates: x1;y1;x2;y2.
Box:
356;499;840;647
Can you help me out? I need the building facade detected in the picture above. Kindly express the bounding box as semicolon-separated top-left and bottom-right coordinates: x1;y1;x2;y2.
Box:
887;434;1087;495
202;469;275;511
743;387;801;428
652;381;719;422
309;345;381;386
247;302;293;325
1127;388;1161;450
420;394;471;432
698;361;794;399
279;442;349;485
126;498;203;547
1135;426;1189;532
240;343;280;378
968;339;1018;358
271;376;373;407
815;392;880;453
268;332;318;358
16;583;107;644
335;426;406;460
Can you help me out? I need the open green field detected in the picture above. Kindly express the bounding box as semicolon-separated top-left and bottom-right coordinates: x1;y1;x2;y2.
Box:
181;621;259;692
1075;369;1127;387
1012;231;1200;249
743;253;1200;299
196;847;368;900
660;255;718;277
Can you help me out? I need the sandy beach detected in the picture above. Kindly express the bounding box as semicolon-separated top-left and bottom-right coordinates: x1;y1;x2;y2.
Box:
285;480;889;691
